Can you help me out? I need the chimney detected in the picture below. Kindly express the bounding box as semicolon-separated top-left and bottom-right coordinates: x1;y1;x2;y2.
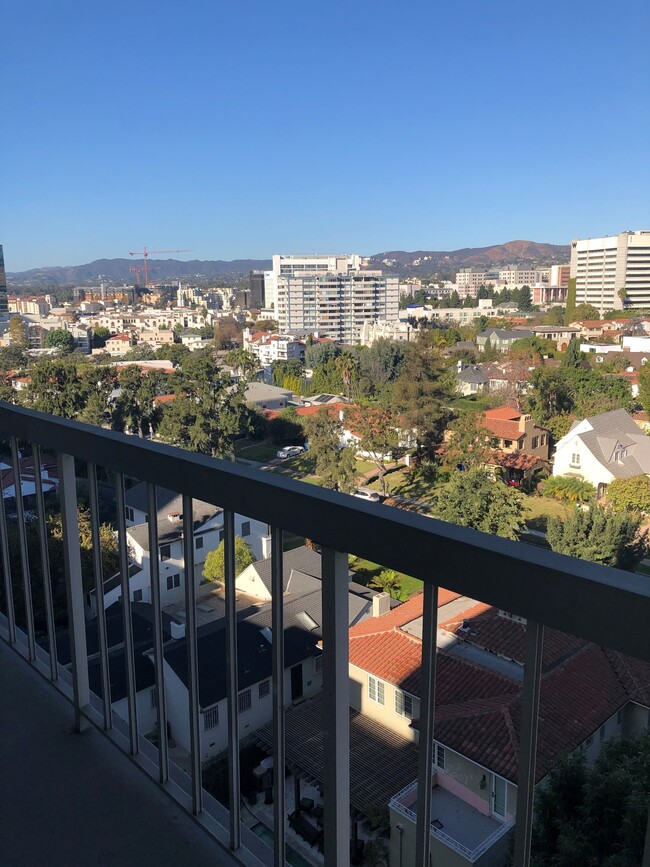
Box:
167;512;181;523
261;534;272;559
372;592;391;618
170;620;185;640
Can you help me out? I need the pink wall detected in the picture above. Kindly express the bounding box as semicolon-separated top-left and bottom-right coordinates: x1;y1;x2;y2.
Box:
437;770;490;817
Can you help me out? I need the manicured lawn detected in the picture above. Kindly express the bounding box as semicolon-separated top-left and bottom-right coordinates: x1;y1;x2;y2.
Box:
523;496;571;532
348;557;423;600
236;442;279;462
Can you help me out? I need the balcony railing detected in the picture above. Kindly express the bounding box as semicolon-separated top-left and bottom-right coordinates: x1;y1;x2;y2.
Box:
390;780;515;862
1;401;650;867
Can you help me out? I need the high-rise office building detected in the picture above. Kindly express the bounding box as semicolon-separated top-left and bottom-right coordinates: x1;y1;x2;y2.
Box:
0;245;8;316
570;231;650;313
248;270;265;309
270;254;398;344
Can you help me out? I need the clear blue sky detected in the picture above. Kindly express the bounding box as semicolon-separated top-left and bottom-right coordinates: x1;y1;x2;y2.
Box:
3;0;649;271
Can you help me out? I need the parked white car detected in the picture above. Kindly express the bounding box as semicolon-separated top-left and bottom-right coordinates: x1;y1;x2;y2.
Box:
276;446;304;459
352;488;381;502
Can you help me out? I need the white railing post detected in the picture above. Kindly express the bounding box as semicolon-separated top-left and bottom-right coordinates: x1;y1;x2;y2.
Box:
321;546;350;867
58;453;90;731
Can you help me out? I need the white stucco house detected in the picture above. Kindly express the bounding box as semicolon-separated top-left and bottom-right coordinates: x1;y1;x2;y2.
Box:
552;408;650;496
92;483;269;613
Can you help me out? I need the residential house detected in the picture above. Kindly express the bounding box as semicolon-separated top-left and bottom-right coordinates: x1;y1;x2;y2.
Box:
476;329;533;353
244;382;293;411
482;407;550;484
162;550;391;761
515;325;581;351
242;328;305;366
553;408;650;496
93;483;269;613
105;333;133;356
455;363;489;396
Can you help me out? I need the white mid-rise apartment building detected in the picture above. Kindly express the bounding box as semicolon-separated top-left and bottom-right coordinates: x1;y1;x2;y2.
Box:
498;267;540;286
269;254;398;344
571;231;650;314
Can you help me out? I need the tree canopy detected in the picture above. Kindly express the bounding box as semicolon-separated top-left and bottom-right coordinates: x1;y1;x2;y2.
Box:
44;328;76;353
203;536;255;582
605;475;650;515
434;468;525;539
547;505;647;570
527;731;650;867
304;407;357;492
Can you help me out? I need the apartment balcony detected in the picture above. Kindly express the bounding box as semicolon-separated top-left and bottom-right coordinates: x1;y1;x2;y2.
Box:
1;402;650;867
390;779;513;865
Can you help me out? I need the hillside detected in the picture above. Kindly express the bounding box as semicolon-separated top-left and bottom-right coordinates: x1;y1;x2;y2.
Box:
7;240;570;287
366;240;570;274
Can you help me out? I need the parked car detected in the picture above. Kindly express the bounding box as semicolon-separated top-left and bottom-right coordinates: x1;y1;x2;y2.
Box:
276;446;304;459
352;488;381;502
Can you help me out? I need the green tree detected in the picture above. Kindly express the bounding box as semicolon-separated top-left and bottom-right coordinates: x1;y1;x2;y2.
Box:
9;316;27;346
527;732;650;867
563;278;577;325
434;468;525;539
202;536;255;582
345;405;400;495
637;363;650;417
547;504;647;569
157;354;245;457
272;358;303;387
391;342;455;459
225;348;257;378
518;285;533;311
267;407;305;445
368;569;402;599
23;359;83;418
44;329;76;353
92;326;111;348
606;475;650;515
304;408;357;492
441;412;493;473
572;303;601;322
0;344;28;371
541;475;595;504
562;336;584;368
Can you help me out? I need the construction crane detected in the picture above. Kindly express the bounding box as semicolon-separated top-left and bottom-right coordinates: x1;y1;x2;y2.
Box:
128;246;192;288
129;265;159;287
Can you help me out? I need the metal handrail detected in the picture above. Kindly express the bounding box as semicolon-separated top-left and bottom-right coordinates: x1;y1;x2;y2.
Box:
1;401;649;662
2;402;650;867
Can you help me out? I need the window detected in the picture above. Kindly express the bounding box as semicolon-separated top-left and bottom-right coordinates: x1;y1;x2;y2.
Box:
541;435;546;446
585;734;593;747
394;689;413;719
313;654;323;675
368;675;385;705
504;440;512;448
258;680;270;699
160;544;171;561
203;706;219;731
218;529;225;543
436;744;445;770
238;689;252;714
151;687;158;709
166;573;180;591
133;589;143;603
195;536;204;550
532;436;539;449
125;506;135;522
570;453;581;468
241;521;251;537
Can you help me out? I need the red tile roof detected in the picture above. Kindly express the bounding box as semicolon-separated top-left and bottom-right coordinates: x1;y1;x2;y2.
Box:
350;597;650;782
483;419;522;440
483;407;521;421
264;403;349;420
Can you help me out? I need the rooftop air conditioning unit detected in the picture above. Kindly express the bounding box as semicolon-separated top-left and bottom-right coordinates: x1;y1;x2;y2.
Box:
170;621;185;640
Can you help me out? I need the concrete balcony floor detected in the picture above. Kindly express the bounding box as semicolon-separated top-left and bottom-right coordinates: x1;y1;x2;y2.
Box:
0;642;235;867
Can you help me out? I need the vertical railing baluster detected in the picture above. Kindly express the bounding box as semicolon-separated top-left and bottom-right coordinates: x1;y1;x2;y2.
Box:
58;453;90;731
115;472;139;754
642;802;650;867
88;462;111;728
11;437;36;660
32;443;57;681
513;620;544;867
414;582;439;867
321;546;350;867
148;482;169;784
271;526;285;867
0;439;17;644
183;493;202;815
223;508;241;850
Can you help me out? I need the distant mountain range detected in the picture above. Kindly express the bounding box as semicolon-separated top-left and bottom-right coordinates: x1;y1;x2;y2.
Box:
7;241;570;287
